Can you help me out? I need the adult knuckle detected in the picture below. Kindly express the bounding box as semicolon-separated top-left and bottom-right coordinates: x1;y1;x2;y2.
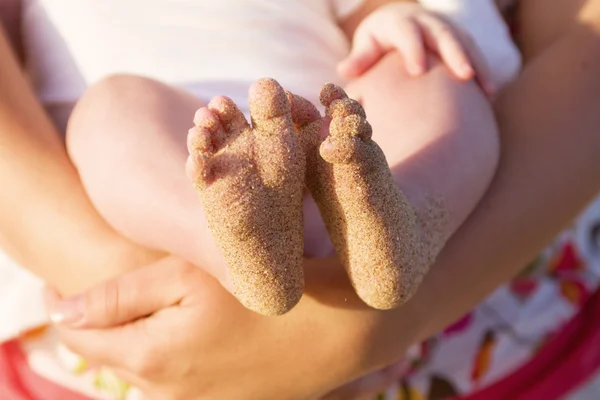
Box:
60;337;89;362
129;348;162;377
171;263;197;292
129;327;168;378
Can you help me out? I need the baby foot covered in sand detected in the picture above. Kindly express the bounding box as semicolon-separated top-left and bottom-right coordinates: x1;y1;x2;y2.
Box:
290;84;427;309
187;78;305;316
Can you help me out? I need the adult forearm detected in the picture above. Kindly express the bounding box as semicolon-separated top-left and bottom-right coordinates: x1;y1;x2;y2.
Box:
0;27;154;294
0;0;21;60
408;25;600;342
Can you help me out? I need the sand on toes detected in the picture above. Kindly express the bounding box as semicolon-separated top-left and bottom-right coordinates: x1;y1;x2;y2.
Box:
186;78;306;316
292;83;428;310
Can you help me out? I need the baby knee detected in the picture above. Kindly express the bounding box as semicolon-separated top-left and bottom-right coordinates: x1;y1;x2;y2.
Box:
77;74;159;113
66;74;158;159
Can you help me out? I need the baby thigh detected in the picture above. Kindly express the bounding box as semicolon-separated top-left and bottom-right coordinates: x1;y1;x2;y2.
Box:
66;75;212;269
345;52;500;242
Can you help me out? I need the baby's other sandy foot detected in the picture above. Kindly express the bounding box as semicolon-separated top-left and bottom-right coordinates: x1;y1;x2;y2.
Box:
291;84;427;310
186;78;305;316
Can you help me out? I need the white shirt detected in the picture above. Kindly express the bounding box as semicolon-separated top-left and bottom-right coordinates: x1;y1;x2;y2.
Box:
22;0;363;111
22;0;519;113
421;0;521;89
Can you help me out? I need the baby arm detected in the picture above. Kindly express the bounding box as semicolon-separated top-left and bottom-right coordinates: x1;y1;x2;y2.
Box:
339;0;495;94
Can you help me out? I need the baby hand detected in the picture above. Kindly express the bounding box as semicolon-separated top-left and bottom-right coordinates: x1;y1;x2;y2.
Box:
338;3;495;94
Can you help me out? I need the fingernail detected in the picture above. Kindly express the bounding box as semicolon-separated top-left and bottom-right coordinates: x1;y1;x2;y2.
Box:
48;295;85;326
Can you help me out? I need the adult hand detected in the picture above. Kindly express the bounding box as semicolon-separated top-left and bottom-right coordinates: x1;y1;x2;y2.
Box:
320;360;409;400
47;256;422;400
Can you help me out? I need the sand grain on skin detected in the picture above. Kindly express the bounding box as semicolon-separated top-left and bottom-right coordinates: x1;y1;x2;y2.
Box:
190;78;305;316
298;83;445;309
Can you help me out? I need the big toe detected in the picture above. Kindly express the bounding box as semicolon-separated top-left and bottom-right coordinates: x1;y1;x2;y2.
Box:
248;78;293;132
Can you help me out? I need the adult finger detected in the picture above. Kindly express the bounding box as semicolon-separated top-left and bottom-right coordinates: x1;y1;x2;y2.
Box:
56;319;156;373
47;256;199;329
321;359;409;400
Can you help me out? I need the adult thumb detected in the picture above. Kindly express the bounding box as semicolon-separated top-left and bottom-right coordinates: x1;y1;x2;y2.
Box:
46;256;198;329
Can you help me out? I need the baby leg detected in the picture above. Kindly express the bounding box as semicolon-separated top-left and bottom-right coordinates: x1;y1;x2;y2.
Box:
290;87;424;310
187;79;305;315
346;52;499;276
295;53;499;309
291;53;498;309
66;75;226;282
68;76;305;315
345;52;499;244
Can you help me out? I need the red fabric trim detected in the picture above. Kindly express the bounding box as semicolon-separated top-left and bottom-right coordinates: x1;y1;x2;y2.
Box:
0;340;91;400
457;288;600;400
3;289;600;400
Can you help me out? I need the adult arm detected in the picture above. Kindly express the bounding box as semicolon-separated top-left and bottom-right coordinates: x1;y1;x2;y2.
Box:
402;11;600;342
330;0;600;350
0;25;158;295
0;0;22;60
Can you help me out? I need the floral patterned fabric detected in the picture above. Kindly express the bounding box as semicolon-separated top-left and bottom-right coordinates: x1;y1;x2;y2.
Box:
382;196;600;399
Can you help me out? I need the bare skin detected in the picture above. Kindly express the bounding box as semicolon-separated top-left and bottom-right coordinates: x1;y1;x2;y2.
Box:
4;0;600;397
0;22;159;297
62;2;497;316
188;79;448;313
0;1;499;397
187;79;305;315
65;50;497;314
288;85;430;310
